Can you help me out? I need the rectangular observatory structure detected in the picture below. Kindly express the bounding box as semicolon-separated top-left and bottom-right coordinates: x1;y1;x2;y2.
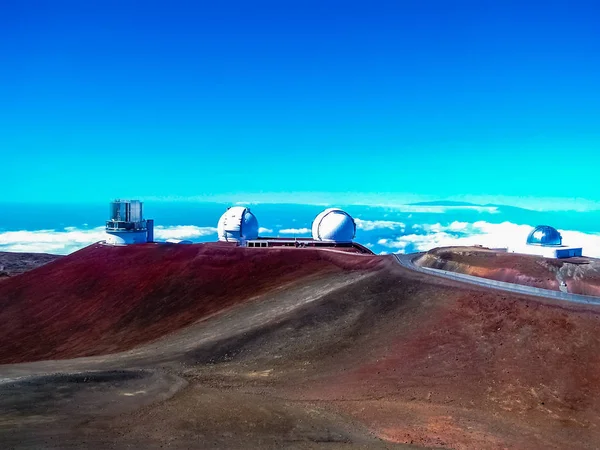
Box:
109;200;143;226
105;199;154;245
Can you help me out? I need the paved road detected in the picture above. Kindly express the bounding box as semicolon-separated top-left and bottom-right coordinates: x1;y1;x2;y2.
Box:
394;252;600;306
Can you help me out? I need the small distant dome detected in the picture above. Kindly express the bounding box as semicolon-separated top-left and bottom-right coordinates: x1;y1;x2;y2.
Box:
527;225;562;246
312;208;356;243
217;206;259;242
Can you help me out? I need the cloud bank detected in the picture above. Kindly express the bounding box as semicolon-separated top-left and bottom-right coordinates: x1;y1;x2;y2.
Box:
355;219;406;232
279;228;311;235
3;219;600;262
0;225;217;255
153;225;217;240
377;221;600;258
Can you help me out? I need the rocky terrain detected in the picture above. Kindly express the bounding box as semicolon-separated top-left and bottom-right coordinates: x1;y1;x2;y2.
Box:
2;243;600;449
416;246;600;296
0;251;61;281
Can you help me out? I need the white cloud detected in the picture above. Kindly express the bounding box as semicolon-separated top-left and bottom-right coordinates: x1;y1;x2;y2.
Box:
0;228;103;254
559;230;600;256
259;227;273;234
378;221;600;258
0;225;217;255
448;221;469;231
377;238;408;249
153;225;217;240
355;218;406;232
422;223;443;233
378;221;528;253
279;228;311;234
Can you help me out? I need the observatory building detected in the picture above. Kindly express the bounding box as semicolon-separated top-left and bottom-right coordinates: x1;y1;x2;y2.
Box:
528;225;563;247
311;208;356;243
227;206;370;253
105;200;154;245
510;225;582;259
217;206;259;243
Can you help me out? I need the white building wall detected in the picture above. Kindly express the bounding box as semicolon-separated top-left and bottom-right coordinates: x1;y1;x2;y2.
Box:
509;245;583;259
105;230;148;245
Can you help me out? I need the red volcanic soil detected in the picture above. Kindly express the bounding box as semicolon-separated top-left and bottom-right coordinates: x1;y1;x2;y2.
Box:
416;246;600;296
4;245;600;448
179;260;600;449
0;242;381;364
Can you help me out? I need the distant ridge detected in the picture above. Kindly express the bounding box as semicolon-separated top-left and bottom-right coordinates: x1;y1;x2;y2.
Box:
408;200;540;213
409;200;483;207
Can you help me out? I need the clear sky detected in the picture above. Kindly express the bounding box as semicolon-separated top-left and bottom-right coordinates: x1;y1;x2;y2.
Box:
2;1;599;209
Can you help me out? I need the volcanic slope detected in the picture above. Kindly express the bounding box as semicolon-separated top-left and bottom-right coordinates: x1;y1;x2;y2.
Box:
2;244;600;449
416;246;600;295
0;243;381;364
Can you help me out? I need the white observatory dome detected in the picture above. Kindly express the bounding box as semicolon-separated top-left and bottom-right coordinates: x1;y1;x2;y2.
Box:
312;208;356;243
217;206;259;242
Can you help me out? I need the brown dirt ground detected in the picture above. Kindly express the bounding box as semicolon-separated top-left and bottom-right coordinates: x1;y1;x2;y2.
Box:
417;246;600;296
2;244;600;449
0;251;61;281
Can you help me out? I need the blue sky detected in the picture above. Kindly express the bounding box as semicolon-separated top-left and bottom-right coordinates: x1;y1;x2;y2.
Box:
2;1;599;209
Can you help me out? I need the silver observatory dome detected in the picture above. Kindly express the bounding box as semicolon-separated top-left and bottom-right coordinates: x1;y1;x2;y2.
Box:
526;225;562;247
217;206;259;242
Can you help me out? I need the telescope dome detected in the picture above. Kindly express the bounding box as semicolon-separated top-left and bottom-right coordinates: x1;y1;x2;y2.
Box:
312;208;356;243
217;206;259;242
526;225;562;247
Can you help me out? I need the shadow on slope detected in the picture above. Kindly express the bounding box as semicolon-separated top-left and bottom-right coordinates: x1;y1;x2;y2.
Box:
178;261;600;449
